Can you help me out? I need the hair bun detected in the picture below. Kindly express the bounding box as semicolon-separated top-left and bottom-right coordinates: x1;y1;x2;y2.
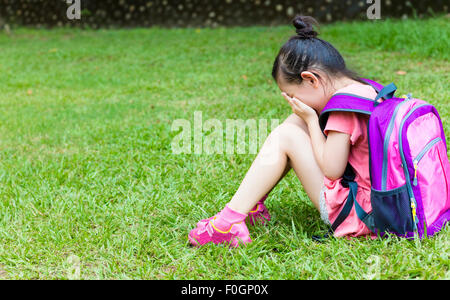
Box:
292;15;318;39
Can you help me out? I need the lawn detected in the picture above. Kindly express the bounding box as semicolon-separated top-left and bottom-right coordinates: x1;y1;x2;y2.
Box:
0;16;448;279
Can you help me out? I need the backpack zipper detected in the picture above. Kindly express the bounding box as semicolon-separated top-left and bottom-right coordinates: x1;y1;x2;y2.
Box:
412;137;443;186
410;201;417;226
381;100;410;190
398;103;432;234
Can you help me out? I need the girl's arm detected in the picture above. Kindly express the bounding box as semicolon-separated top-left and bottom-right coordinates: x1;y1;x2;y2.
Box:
283;93;351;180
306;119;351;180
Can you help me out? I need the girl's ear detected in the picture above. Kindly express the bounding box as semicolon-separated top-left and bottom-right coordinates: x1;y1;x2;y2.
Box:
300;71;320;88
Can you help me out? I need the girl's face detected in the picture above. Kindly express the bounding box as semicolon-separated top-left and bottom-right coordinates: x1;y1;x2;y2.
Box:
276;71;330;115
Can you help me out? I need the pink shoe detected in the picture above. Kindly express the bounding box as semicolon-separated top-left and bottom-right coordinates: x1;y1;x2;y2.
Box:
246;195;271;226
195;215;217;228
188;217;252;248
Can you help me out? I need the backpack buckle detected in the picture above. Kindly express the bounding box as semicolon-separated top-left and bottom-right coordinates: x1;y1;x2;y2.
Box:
374;82;397;107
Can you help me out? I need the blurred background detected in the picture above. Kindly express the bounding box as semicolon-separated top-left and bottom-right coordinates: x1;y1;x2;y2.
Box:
0;0;448;29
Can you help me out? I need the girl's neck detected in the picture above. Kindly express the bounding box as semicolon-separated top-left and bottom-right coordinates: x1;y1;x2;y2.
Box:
329;76;362;95
318;76;364;114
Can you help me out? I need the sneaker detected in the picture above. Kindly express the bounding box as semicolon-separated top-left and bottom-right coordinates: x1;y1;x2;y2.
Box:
246;195;271;226
195;215;216;228
188;217;252;248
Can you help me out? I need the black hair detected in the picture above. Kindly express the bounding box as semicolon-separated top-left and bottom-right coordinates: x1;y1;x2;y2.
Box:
272;15;367;86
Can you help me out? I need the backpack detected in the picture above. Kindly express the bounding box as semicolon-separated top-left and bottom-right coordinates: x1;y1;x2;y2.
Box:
318;78;450;239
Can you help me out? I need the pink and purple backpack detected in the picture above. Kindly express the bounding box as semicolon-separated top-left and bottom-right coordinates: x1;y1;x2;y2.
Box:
318;78;450;239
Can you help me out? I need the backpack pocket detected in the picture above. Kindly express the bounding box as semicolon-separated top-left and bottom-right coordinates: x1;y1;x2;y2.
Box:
412;137;442;187
370;184;415;235
411;137;450;229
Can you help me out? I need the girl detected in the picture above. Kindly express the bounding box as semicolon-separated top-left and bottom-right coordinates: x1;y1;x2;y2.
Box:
188;15;377;247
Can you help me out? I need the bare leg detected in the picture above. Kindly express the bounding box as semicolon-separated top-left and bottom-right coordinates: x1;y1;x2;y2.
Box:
227;114;325;214
265;114;310;194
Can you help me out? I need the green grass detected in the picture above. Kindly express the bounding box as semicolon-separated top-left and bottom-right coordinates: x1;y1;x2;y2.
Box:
0;16;449;279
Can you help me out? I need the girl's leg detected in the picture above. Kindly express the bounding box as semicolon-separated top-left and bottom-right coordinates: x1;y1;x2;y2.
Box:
227;114;324;214
189;114;325;247
258;113;310;197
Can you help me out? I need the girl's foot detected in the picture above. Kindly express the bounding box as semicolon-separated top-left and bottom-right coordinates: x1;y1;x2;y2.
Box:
188;217;252;248
246;194;271;226
188;205;251;248
195;194;271;229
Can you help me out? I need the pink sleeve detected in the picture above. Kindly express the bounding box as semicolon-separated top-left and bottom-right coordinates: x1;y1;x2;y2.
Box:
324;111;362;146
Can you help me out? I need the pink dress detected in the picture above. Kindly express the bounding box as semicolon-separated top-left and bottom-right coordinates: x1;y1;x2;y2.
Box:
323;83;378;238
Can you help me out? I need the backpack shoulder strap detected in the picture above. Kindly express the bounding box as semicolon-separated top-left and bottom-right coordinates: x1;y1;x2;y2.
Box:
361;78;384;93
318;78;387;133
318;93;376;134
330;163;376;234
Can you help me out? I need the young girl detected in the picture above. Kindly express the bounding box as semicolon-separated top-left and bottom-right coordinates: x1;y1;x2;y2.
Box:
188;15;377;247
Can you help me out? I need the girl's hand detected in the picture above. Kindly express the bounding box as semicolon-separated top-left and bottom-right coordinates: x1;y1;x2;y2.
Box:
282;92;318;124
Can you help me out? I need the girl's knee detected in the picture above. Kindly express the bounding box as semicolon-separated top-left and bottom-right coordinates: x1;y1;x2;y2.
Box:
283;113;309;133
271;123;310;150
